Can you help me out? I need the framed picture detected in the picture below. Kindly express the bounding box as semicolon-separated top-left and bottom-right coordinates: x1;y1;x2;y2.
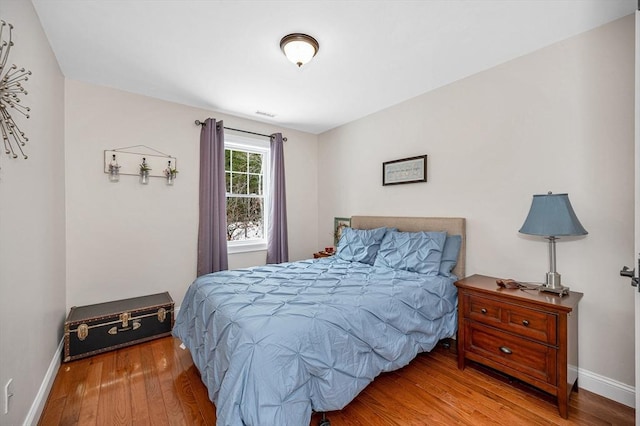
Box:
334;217;351;246
382;155;427;186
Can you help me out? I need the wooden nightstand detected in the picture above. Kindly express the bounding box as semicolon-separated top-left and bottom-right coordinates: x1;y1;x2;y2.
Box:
455;274;583;419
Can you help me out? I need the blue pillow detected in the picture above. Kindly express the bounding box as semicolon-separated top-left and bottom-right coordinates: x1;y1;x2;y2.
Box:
439;235;462;277
374;231;447;275
336;227;389;265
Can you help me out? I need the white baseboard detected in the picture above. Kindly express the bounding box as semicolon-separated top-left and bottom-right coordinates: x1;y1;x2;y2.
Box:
23;338;63;426
579;367;635;408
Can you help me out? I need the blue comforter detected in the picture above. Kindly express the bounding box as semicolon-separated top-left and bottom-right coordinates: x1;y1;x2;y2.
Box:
173;257;458;426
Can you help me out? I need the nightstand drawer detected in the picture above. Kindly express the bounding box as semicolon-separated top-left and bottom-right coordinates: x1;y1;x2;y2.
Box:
464;322;557;386
464;293;557;345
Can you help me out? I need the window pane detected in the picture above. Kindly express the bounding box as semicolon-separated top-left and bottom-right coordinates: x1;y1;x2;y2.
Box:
225;149;231;171
248;153;262;174
249;174;261;194
230;172;248;194
226;197;245;241
231;150;247;172
226;196;264;241
225;172;231;193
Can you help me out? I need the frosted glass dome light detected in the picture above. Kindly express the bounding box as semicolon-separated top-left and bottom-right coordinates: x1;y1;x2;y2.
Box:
280;33;319;67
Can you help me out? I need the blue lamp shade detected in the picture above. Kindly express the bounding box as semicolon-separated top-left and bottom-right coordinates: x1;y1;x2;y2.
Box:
519;193;588;237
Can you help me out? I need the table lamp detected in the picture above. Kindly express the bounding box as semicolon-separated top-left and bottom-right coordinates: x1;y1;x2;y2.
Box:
519;192;587;295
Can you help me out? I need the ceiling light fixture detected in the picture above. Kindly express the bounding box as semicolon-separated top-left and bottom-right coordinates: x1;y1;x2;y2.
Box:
280;33;319;68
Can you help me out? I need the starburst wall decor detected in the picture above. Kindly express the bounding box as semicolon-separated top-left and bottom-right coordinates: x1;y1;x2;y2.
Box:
0;20;31;160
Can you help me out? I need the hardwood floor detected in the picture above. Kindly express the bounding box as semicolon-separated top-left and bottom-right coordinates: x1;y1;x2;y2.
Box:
39;337;634;425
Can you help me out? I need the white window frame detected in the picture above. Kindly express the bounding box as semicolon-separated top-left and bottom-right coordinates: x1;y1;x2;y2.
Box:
225;134;270;254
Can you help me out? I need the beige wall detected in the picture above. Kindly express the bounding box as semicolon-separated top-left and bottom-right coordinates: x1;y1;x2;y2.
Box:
64;80;319;309
0;1;66;424
318;15;635;401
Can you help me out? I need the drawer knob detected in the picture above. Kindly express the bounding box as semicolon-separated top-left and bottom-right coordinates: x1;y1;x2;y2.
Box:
499;346;513;355
522;320;530;327
481;308;487;314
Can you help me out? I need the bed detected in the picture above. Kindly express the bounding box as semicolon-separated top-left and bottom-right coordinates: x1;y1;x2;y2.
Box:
173;216;465;425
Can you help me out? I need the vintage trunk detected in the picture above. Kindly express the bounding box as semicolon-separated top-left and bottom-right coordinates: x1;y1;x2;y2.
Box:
64;292;174;362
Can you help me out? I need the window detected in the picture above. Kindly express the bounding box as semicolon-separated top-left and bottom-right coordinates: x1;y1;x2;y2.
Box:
225;135;270;253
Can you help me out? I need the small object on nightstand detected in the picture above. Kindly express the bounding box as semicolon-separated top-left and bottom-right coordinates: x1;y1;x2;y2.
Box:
496;278;520;289
313;247;335;259
496;278;540;290
313;250;333;259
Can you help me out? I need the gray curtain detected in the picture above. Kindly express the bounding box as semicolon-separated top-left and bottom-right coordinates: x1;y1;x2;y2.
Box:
197;118;228;275
266;133;288;264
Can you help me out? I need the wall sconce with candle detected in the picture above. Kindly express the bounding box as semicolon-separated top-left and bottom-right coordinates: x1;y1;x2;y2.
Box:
108;154;120;182
164;160;178;185
139;157;151;185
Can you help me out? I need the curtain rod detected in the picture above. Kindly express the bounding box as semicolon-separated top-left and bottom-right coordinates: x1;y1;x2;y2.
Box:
195;120;287;142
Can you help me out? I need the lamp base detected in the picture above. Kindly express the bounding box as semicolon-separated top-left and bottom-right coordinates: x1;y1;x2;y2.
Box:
541;272;569;295
540;284;570;296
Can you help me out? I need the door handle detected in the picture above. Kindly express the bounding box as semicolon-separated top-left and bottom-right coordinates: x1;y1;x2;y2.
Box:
620;266;635;278
620;256;640;291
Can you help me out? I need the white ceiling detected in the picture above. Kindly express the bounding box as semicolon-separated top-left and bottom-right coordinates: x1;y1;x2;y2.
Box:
31;0;636;134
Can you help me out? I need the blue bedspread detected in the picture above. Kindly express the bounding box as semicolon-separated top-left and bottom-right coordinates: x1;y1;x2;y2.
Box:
173;257;458;426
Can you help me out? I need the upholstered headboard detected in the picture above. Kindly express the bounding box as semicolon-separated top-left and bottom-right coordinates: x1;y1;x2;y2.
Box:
350;216;466;279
